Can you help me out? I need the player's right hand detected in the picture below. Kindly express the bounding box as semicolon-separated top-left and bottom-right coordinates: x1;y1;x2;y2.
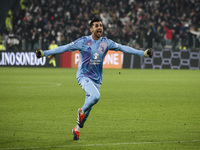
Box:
35;48;44;58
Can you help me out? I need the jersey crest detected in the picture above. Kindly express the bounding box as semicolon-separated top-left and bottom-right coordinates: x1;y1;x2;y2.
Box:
98;41;107;54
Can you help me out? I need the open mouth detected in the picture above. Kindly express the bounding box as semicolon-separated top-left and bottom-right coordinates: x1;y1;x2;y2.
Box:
97;30;102;33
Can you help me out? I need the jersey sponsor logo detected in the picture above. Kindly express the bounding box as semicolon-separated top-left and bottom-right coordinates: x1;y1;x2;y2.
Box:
90;53;101;65
93;53;99;60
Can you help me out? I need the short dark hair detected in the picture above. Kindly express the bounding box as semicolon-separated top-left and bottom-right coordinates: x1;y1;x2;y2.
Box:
89;18;102;27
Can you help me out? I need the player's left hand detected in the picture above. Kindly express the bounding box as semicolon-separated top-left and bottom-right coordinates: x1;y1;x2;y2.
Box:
144;48;153;58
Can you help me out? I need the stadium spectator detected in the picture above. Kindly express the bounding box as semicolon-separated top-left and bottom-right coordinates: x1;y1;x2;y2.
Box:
5;10;13;33
146;24;154;48
162;21;173;47
0;41;6;51
1;33;9;49
7;31;20;51
1;0;200;50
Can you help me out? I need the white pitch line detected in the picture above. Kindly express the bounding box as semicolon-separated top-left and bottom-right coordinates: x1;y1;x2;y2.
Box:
0;81;62;88
0;140;199;150
19;83;62;88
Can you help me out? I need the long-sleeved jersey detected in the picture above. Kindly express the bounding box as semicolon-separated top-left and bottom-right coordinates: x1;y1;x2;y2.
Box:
44;35;144;84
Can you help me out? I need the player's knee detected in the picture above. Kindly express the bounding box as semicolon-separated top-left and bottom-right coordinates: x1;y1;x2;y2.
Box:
92;92;100;104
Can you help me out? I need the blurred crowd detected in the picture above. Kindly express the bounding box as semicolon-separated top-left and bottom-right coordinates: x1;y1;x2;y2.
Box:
1;0;200;51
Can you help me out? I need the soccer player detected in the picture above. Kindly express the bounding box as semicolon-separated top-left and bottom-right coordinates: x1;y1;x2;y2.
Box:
36;18;153;140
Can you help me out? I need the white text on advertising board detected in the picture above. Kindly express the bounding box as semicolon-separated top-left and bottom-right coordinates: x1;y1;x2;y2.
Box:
0;52;46;66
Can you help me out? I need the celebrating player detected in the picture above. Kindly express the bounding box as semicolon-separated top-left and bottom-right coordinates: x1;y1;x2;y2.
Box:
36;18;153;140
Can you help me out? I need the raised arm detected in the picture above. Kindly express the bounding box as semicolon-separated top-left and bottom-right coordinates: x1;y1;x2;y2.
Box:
107;39;153;58
36;37;85;58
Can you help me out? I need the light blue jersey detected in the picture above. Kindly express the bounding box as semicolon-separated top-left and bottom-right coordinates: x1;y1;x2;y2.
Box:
44;35;144;84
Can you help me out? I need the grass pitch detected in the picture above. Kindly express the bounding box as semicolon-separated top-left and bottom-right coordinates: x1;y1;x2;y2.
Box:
0;67;200;150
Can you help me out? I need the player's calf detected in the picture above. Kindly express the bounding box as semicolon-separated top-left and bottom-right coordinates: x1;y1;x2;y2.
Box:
77;108;86;128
